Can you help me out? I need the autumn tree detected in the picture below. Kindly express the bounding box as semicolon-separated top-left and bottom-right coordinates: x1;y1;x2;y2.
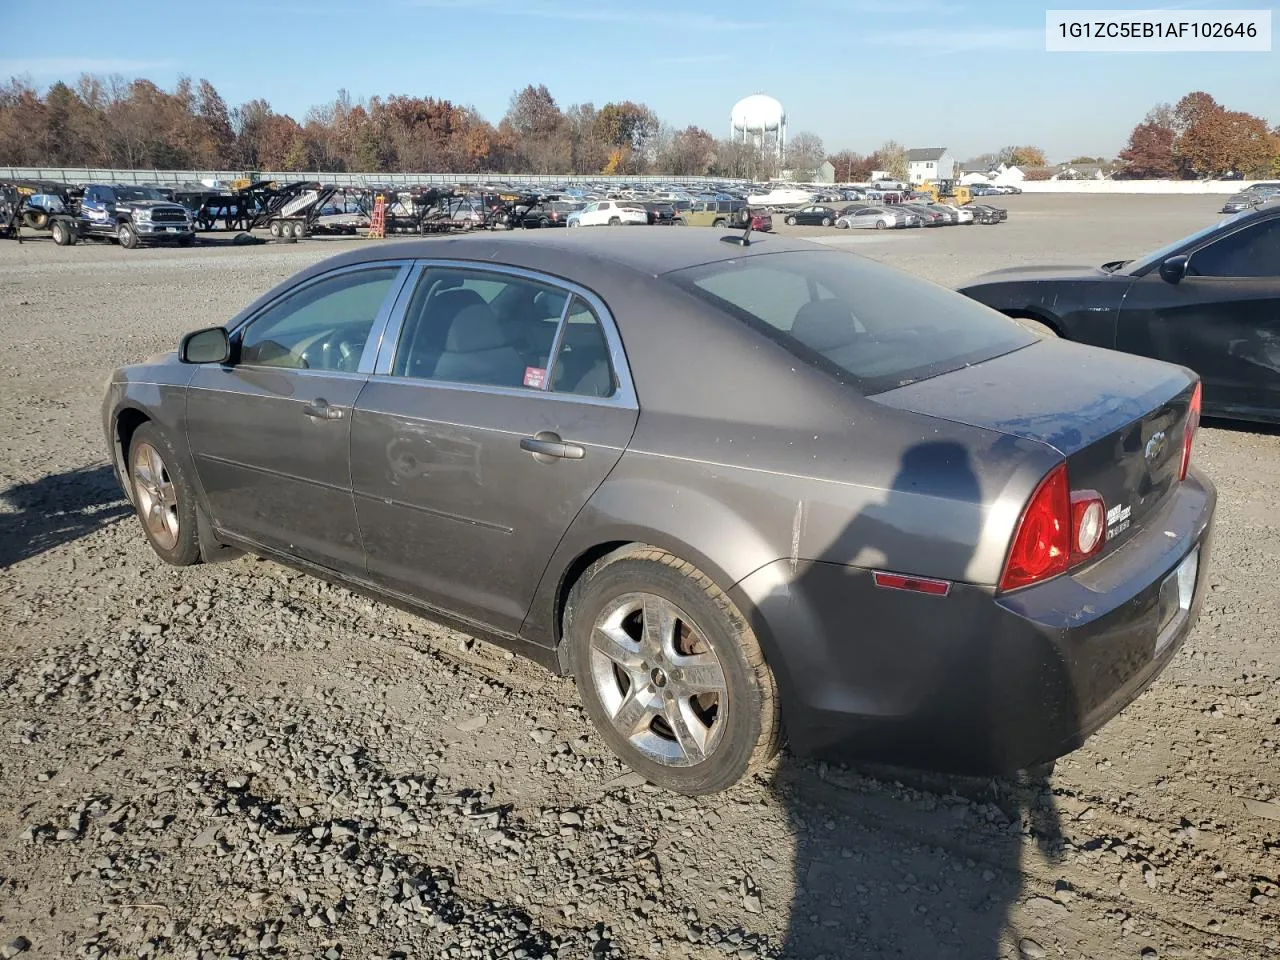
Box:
1002;145;1047;167
875;140;908;181
827;150;872;182
661;125;715;176
785;131;826;180
1118;121;1177;178
502;84;568;174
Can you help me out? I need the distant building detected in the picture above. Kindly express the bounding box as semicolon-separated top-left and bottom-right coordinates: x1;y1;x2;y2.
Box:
991;163;1026;184
780;160;836;184
906;147;955;184
1052;162;1109;180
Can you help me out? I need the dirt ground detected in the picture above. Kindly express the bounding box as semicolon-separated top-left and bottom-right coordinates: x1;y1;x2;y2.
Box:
1;194;1278;960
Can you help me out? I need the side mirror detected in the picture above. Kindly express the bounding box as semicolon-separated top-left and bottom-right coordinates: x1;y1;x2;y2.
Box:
1159;254;1189;284
179;326;230;364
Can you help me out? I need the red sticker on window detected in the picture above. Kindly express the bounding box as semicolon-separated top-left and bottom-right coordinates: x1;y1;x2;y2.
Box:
524;366;547;388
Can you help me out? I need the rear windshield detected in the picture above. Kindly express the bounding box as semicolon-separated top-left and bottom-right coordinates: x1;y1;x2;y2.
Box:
666;250;1033;394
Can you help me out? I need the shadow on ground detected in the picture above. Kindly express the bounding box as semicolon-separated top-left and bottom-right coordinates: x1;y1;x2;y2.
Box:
0;463;130;568
743;440;1073;958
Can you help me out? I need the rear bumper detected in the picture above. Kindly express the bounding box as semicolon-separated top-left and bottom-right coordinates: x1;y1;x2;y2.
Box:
731;471;1215;774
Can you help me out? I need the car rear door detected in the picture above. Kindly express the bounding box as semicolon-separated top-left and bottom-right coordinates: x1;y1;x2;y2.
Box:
349;262;639;635
184;261;412;571
1117;216;1280;418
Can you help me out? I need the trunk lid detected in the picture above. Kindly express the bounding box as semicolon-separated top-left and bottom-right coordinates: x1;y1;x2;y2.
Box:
874;339;1197;549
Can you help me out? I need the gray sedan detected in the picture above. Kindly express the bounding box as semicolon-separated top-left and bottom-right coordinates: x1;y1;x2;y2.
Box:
835;206;915;230
103;231;1214;795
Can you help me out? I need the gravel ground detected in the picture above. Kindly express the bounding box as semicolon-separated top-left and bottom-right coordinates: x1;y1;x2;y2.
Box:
1;194;1278;960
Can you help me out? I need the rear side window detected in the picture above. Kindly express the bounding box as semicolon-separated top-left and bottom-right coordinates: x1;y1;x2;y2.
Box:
667;251;1033;394
550;297;615;398
392;268;568;387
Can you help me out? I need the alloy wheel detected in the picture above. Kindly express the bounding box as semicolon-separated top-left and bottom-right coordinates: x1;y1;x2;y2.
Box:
131;441;180;550
589;592;728;766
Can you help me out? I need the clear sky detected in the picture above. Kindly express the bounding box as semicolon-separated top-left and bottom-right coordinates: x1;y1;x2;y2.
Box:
2;0;1276;162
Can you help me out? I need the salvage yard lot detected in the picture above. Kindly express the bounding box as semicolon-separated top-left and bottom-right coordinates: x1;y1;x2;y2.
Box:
1;194;1278;960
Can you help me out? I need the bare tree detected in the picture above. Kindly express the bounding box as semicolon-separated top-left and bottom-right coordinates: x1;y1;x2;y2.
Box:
785;131;826;180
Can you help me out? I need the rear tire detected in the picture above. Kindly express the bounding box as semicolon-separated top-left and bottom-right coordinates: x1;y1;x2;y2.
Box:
126;422;202;567
51;220;72;246
608;217;621;226
875;220;886;230
269;221;282;238
566;545;781;795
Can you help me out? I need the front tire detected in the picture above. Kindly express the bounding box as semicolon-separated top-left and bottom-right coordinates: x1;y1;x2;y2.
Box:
786;215;797;226
117;222;139;249
875;219;886;230
567;546;781;795
127;422;202;566
821;217;831;227
608;217;621;226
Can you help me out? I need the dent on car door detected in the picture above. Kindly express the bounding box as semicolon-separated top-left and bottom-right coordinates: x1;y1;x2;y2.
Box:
184;263;410;569
350;263;639;636
1118;217;1280;417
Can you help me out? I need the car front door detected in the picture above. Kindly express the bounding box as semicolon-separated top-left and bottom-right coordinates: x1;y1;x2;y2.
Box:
184;261;412;570
1117;217;1280;418
349;262;639;636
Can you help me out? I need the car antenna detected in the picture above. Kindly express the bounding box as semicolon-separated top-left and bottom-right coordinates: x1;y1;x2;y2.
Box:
721;208;752;246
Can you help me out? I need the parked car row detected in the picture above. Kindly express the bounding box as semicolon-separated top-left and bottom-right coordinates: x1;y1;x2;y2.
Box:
779;200;1009;230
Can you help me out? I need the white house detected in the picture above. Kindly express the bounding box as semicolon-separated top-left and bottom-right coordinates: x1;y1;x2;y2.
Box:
906;147;955;185
989;163;1026;185
1052;162;1109;181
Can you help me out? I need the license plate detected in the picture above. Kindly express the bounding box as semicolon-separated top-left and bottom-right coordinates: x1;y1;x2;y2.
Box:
167;227;180;233
1155;546;1199;655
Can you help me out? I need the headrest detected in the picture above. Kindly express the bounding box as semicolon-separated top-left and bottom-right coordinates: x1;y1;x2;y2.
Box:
444;303;507;353
792;299;859;353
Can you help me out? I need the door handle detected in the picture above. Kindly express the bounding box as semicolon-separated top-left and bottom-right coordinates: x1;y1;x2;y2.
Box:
520;432;585;461
302;398;345;420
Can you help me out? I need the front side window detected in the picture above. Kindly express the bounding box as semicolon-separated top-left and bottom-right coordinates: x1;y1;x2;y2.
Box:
392;268;569;388
1189;219;1280;278
239;266;400;371
667;251;1033;394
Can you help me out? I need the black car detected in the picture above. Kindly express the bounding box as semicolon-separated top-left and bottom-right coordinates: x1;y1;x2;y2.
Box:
782;205;840;227
642;201;680;225
968;203;1007;224
958;206;1280;423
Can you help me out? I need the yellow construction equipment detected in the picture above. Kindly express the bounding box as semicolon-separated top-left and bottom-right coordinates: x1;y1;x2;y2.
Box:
919;180;971;204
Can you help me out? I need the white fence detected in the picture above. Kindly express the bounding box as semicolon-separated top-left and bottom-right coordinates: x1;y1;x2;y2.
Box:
1018;179;1267;195
0;167;744;187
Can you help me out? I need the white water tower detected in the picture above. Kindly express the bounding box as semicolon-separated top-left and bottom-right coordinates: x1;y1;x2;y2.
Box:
730;93;786;161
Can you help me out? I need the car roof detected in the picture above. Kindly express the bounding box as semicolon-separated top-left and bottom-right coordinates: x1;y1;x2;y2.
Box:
306;228;829;279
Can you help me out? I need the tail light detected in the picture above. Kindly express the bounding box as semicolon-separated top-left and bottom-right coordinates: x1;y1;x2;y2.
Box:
1000;464;1110;591
1179;382;1201;481
1000;464;1070;591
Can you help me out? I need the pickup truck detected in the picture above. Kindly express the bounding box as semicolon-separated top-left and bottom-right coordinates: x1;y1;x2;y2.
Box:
78;184;196;248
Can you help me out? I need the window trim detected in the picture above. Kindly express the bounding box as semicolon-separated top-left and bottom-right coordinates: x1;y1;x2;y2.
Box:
228;261;415;375
371;259;638;409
